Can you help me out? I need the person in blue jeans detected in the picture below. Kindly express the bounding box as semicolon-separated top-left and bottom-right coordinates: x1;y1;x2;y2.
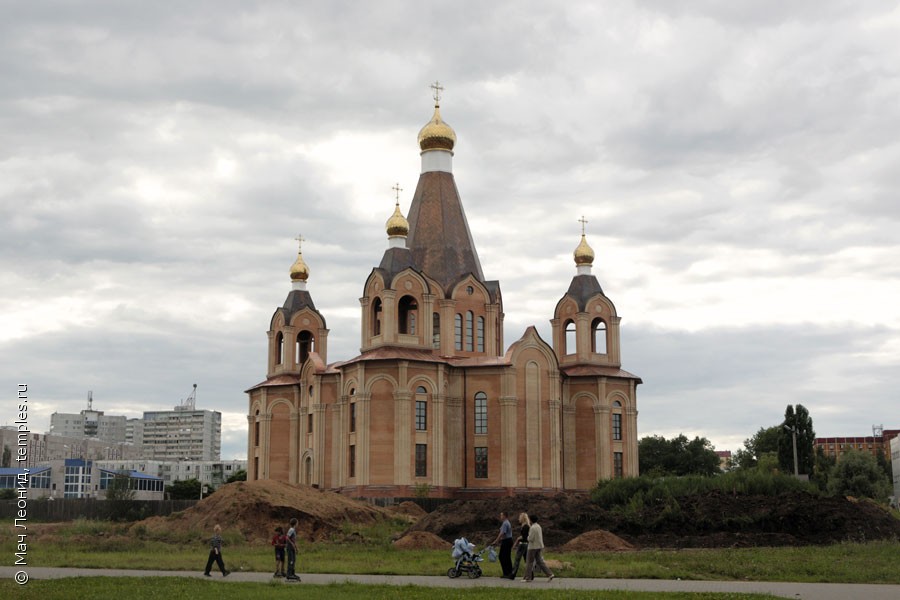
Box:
203;524;230;577
285;517;301;581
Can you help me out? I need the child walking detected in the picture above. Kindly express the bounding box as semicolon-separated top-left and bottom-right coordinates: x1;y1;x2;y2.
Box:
285;517;301;582
203;524;230;577
271;526;286;577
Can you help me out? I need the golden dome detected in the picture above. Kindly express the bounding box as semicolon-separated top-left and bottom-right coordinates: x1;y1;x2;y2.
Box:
574;234;595;266
386;202;409;237
417;104;456;151
289;250;309;282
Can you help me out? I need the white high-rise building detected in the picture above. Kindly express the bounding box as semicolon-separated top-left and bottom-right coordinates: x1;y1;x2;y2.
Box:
49;409;127;443
141;406;222;461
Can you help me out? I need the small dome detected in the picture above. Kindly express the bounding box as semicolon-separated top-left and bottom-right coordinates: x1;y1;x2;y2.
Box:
574;234;595;266
386;202;409;237
290;251;309;282
417;104;456;151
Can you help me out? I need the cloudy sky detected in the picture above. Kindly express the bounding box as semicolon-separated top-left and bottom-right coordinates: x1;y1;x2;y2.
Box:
2;1;898;460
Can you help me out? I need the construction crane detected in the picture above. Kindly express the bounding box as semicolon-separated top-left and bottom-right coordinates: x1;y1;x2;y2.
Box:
178;383;197;411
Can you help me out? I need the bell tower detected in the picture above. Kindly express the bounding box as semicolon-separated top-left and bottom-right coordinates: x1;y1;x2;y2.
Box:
551;217;622;367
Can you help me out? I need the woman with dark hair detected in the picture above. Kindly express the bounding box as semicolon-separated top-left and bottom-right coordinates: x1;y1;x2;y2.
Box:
522;515;554;582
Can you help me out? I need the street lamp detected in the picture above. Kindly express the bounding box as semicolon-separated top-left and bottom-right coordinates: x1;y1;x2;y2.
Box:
784;424;801;477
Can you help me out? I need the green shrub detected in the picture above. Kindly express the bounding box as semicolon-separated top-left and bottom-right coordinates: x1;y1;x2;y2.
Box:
591;470;819;510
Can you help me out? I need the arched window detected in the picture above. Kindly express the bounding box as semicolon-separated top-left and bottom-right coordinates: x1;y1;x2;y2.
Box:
476;316;485;352
564;320;576;355
296;331;314;365
398;295;418;335
474;392;487;434
591;318;607;354
254;409;260;446
612;400;622;441
465;311;474;351
304;457;312;484
349;387;356;432
372;298;383;336
415;386;427;431
275;332;284;364
454;314;463;351
432;312;441;349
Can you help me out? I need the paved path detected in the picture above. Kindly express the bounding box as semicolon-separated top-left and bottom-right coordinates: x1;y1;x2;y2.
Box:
3;566;900;599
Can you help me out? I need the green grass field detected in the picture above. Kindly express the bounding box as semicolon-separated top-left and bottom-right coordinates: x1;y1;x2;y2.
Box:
0;578;780;600
3;517;898;600
9;520;898;585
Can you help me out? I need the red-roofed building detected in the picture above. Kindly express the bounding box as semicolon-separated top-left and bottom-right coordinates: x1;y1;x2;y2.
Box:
815;428;900;462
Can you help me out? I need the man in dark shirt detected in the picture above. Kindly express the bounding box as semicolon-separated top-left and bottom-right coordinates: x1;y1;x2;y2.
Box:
490;511;514;579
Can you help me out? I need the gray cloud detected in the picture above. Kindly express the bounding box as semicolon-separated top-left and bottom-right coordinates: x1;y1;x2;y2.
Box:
2;1;898;460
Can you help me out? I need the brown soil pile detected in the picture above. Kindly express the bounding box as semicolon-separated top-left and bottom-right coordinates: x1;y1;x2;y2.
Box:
133;479;393;544
407;491;900;549
393;530;451;550
387;501;428;520
562;529;634;552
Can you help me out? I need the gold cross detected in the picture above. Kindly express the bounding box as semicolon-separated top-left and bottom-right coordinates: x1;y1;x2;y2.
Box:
578;216;588;235
431;80;444;104
294;234;305;252
392;182;403;203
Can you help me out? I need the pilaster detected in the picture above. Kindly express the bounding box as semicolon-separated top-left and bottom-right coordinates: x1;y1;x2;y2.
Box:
382;289;397;344
498;395;517;487
394;390;412;485
548;398;562;489
562;401;577;488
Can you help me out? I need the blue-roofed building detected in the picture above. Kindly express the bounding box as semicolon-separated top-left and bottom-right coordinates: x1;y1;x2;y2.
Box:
1;460;163;500
0;466;52;498
98;468;164;500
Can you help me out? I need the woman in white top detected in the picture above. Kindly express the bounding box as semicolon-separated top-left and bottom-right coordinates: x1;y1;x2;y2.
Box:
522;515;554;582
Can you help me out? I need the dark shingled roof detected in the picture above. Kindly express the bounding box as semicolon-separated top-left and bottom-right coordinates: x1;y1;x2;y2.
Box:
278;289;325;327
564;274;605;311
406;171;485;292
561;364;642;383
377;247;419;287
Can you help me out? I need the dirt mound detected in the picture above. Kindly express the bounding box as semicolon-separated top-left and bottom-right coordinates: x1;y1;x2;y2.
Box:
393;530;451;550
386;501;428;520
562;529;634;552
407;493;601;547
407;491;900;549
133;479;393;544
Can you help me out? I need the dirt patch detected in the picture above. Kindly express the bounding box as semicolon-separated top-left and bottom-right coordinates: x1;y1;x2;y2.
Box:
389;501;428;520
393;530;451;550
544;558;573;571
562;529;634;552
132;479;394;545
407;491;900;549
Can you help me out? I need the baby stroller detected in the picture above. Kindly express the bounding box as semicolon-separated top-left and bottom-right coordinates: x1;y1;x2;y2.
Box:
447;537;489;579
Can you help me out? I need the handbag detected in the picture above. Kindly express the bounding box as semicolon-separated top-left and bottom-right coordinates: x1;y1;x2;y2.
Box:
487;546;497;562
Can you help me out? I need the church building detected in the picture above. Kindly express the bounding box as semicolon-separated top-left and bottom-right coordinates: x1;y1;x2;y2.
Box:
246;88;641;498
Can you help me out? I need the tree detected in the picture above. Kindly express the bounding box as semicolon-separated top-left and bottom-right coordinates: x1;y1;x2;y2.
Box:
732;426;780;470
106;472;136;502
105;472;137;521
226;469;247;483
638;434;721;476
778;404;815;475
875;449;892;481
814;446;837;490
827;449;892;501
166;478;201;500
